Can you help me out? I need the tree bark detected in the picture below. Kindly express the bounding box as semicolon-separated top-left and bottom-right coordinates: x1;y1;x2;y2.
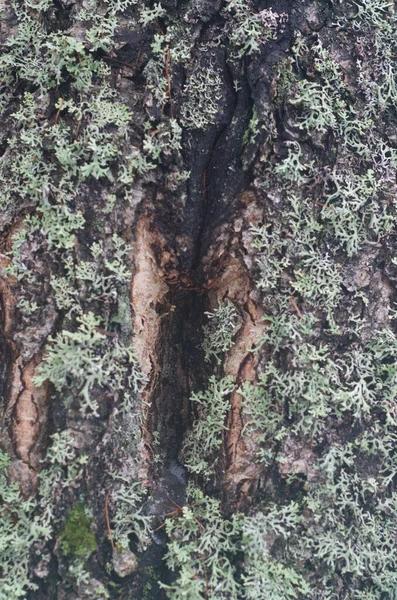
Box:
1;0;397;598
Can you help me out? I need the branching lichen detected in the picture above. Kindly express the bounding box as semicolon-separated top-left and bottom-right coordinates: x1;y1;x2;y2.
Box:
202;300;240;364
182;376;234;478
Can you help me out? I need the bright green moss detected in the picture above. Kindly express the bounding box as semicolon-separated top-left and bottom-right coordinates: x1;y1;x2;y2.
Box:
60;505;97;559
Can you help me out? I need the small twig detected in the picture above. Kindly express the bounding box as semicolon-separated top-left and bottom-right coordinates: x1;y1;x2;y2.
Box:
75;119;82;140
153;509;179;532
105;491;115;551
54;98;64;124
153;497;205;533
290;297;303;320
165;48;173;118
167;496;198;512
134;43;144;70
103;55;136;69
192;514;205;532
312;199;331;209
167;495;182;510
94;326;117;338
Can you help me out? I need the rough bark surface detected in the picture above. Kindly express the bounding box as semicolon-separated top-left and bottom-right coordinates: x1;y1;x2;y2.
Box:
1;0;397;599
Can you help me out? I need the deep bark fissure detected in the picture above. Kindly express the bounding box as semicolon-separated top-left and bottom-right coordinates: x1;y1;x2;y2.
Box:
152;290;207;464
147;39;256;479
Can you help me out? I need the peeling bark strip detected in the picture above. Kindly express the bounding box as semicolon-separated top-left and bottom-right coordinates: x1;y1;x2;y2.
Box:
0;248;52;494
132;214;170;476
10;354;48;487
200;191;268;505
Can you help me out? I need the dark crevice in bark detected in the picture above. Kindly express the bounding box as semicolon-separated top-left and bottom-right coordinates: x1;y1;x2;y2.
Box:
145;7;293;511
194;65;254;267
135;289;210;595
152;290;207;463
140;48;258;582
148;48;255;475
144;4;277;526
0;318;14;456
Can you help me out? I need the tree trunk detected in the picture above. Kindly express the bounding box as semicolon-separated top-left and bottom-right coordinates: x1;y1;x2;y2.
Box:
1;0;397;598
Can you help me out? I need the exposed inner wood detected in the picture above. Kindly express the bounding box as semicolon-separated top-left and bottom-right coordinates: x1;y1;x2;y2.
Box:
0;233;54;494
10;353;48;494
129;182;267;512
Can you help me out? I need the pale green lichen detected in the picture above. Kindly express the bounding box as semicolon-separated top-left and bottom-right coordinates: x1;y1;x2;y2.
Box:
160;485;242;599
202;300;240;364
182;376;234;478
34;312;144;416
225;1;288;57
0;451;52;599
179;56;223;129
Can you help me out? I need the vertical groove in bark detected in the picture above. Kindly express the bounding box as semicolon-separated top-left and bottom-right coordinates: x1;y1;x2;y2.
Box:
0;245;53;494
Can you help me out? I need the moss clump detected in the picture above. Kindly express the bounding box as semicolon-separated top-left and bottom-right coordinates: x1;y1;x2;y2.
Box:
60;505;97;559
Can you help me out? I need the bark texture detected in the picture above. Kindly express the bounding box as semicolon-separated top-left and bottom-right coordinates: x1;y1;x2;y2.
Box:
1;0;397;598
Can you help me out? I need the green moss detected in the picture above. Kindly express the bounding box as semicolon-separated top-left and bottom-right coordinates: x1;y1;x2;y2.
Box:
60;505;97;559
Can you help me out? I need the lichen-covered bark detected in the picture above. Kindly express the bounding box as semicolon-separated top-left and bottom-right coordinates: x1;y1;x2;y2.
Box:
1;0;397;598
